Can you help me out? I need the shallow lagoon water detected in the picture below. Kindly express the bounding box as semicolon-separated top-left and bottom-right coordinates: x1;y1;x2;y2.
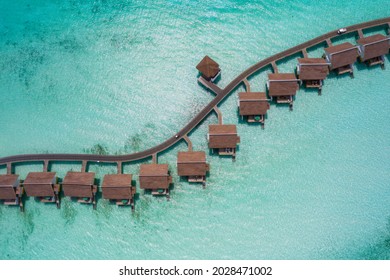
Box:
0;1;389;259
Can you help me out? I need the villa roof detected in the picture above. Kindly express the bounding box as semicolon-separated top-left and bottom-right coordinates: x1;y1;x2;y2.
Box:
62;172;95;186
140;164;169;177
24;172;56;185
23;172;56;197
102;174;132;188
177;151;208;176
324;42;359;69
102;174;134;200
0;174;19;187
357;34;389;61
196;55;220;79
268;73;299;96
139;164;170;190
238;92;270;115
208;124;239;149
297;58;329;80
177;151;206;163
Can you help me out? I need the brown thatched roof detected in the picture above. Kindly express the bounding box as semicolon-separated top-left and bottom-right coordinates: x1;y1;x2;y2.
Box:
196;55;220;79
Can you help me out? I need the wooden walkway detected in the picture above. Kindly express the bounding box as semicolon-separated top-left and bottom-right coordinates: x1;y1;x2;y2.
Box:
0;17;389;171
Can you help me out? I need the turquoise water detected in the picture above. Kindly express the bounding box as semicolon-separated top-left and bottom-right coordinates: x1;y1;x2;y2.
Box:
0;0;389;259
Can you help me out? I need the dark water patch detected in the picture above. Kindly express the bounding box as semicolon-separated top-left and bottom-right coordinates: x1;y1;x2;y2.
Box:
22;211;35;238
124;133;143;153
109;33;150;50
4;40;18;47
61;198;78;226
83;143;110;155
15;47;45;89
57;35;85;53
331;31;357;45
355;217;390;260
95;194;113;220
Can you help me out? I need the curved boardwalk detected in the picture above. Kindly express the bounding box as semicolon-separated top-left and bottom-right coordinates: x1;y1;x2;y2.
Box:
1;17;389;170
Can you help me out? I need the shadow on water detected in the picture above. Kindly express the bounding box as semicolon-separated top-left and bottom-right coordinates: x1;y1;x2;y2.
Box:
94;192;113;220
361;25;388;36
16;47;45;89
18;209;36;247
83;144;109;155
13;161;45;174
331;32;358;45
61;198;78;226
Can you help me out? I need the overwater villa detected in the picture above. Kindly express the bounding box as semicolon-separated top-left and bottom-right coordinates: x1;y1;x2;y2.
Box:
177;151;210;186
0;174;23;211
297;58;330;94
23;172;60;208
208;124;240;158
62;171;97;209
238;92;270;127
357;34;389;68
267;73;299;110
139;164;172;198
196;55;221;82
324;42;359;76
102;174;136;210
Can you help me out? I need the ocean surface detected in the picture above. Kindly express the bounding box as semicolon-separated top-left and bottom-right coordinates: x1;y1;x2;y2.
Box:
0;0;389;259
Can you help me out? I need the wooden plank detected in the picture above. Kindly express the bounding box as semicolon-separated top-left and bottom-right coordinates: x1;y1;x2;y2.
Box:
182;135;193;152
43;160;49;172
326;38;332;47
81;160;87;172
357;29;364;39
302;48;308;58
117;162;122;174
213;106;223;124
197;77;222;95
271;61;278;73
152;153;158;164
7;163;11;174
243;78;251;92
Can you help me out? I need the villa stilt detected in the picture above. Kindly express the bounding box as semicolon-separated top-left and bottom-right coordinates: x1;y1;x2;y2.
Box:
267;73;299;110
139;164;172;199
324;42;359;76
0;174;23;211
238;92;270;127
23;172;60;208
62;172;97;209
208;124;240;159
102;174;136;210
357;34;389;68
177;151;209;187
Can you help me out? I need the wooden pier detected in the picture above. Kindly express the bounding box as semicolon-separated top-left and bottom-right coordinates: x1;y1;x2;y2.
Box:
0;17;389;212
